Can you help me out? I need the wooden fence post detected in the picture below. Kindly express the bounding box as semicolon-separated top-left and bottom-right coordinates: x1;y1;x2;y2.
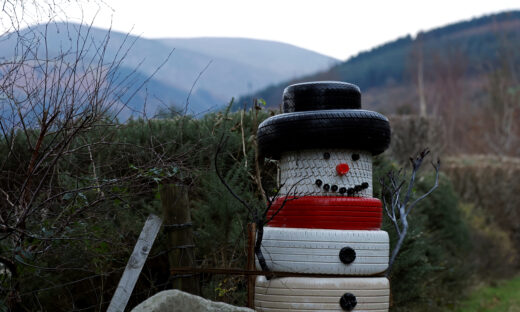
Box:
160;184;200;295
107;214;162;312
247;223;256;308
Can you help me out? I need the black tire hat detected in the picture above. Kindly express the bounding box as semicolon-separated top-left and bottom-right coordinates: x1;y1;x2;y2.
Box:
257;81;391;159
283;81;361;113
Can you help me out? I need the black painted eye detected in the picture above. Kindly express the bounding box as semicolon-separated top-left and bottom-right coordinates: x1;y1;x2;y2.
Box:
315;179;323;187
323;184;330;191
352;154;360;161
323;152;330;160
331;185;338;192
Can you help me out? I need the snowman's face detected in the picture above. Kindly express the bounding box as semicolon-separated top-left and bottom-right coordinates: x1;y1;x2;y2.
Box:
278;149;372;197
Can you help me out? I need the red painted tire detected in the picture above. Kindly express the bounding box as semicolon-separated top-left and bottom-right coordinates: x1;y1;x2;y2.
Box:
266;196;382;230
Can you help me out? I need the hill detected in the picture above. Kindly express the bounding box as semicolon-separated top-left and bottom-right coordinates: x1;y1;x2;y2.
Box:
243;11;520;113
159;37;338;84
0;23;338;116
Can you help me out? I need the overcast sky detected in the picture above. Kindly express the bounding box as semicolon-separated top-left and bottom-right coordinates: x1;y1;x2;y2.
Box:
22;0;520;60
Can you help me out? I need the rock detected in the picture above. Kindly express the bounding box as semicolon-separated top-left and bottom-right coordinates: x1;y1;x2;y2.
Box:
131;290;254;312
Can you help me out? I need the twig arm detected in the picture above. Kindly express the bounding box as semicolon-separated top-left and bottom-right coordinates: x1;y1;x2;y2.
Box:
380;149;439;277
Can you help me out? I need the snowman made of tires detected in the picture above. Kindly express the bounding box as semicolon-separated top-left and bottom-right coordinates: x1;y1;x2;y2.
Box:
255;81;391;312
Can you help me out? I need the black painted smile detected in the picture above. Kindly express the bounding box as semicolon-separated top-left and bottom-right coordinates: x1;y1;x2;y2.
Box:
315;179;369;195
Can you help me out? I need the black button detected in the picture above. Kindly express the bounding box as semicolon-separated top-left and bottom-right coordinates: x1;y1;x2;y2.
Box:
339;293;357;311
361;182;369;189
315;179;323;187
339;247;356;264
351;154;360;161
339;187;347;194
331;185;338;192
323;184;330;191
323;152;330;160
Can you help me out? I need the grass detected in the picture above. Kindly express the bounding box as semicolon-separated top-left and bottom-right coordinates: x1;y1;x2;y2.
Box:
455;276;520;312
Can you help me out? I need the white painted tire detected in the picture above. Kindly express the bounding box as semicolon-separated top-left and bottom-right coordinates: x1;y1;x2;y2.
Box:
256;228;389;275
255;276;390;311
279;149;373;198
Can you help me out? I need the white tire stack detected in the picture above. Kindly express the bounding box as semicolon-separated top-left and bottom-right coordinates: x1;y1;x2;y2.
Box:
255;82;391;311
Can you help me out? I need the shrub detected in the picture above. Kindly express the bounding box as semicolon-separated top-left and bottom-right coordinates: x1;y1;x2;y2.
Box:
374;156;472;311
444;155;520;275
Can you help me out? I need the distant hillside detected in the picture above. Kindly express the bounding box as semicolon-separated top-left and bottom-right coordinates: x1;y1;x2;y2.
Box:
159;37;338;84
244;11;520;112
0;23;338;116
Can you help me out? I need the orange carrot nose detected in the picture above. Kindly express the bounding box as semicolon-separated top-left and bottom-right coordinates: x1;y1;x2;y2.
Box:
336;163;349;176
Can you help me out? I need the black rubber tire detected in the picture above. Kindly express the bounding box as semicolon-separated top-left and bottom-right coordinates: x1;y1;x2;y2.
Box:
257;110;391;159
283;81;361;113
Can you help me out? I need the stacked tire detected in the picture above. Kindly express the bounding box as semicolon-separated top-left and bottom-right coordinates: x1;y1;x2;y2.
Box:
255;81;392;311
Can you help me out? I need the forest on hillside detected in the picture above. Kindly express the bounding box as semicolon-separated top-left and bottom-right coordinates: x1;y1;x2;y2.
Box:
249;11;520;100
247;11;520;156
1;2;520;312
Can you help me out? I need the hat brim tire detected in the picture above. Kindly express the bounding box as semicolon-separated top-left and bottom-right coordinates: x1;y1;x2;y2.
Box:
257;110;391;160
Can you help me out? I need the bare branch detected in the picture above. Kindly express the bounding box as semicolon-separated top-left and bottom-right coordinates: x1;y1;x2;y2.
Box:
0;14;184;310
381;149;439;277
214;128;254;215
184;60;212;116
406;159;440;216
